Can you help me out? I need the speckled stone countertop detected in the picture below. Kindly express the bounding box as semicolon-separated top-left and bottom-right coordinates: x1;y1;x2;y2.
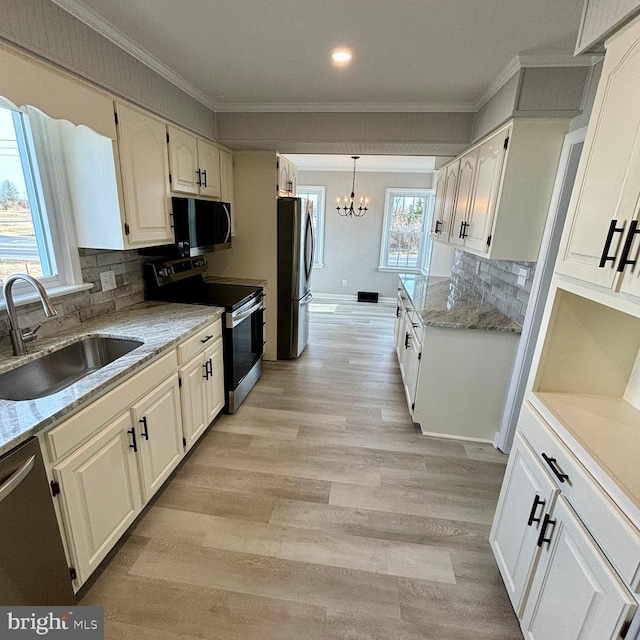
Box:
400;274;522;333
0;301;223;457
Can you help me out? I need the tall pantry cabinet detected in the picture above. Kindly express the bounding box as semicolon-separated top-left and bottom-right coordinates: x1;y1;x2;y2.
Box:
491;15;640;639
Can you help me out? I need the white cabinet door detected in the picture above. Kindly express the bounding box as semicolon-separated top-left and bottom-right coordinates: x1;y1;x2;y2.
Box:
394;292;405;355
167;126;199;195
521;497;636;640
403;324;421;413
440;160;460;239
54;413;142;584
432;166;448;234
288;161;297;195
556;17;640;289
131;375;184;501
198;140;221;198
204;338;225;425
220;149;233;203
179;352;208;452
465;129;509;253
115;103;173;246
490;433;559;616
449;150;477;247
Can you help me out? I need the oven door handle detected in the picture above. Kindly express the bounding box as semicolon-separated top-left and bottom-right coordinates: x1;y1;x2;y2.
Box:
228;300;264;329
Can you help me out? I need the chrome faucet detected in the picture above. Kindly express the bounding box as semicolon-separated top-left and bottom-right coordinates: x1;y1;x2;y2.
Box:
3;274;58;356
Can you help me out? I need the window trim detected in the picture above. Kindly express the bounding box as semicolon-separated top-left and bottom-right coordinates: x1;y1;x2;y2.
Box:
378;188;435;274
0;97;84;303
297;185;326;268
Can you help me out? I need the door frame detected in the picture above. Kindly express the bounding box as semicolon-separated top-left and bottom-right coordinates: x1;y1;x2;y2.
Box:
494;127;588;453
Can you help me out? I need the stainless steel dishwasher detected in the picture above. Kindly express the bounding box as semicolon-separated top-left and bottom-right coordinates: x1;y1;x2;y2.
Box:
0;437;75;605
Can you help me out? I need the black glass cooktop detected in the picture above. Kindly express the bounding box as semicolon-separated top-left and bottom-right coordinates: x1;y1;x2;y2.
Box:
149;278;261;311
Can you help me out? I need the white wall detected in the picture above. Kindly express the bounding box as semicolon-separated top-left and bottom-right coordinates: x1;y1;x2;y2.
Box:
299;169;434;299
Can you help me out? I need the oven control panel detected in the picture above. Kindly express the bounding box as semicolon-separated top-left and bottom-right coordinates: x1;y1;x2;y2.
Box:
145;256;207;288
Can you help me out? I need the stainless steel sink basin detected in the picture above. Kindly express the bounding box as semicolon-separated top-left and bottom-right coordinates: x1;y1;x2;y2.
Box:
0;336;143;401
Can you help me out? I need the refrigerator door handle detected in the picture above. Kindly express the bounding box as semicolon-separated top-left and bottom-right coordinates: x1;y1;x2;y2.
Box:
305;212;314;282
300;291;314;305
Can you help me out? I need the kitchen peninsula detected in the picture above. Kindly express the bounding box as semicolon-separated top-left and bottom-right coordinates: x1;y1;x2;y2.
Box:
395;273;520;442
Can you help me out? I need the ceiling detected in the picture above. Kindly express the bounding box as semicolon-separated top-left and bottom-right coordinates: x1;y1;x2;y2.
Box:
285;155;436;173
53;0;586;112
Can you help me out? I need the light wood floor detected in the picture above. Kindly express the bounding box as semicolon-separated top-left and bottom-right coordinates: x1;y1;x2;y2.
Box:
81;300;522;639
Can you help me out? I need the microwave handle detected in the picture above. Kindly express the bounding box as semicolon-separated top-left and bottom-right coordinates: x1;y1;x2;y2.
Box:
223;204;231;243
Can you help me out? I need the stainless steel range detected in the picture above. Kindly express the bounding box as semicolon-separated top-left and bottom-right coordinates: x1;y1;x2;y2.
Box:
144;257;264;413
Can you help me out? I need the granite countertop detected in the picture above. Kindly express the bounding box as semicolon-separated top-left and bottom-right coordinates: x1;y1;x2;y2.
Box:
400;274;522;333
0;301;224;457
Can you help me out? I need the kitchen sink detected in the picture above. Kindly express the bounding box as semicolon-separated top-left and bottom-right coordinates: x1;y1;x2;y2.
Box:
0;336;143;401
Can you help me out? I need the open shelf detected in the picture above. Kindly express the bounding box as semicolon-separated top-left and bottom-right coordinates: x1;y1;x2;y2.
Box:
533;288;640;510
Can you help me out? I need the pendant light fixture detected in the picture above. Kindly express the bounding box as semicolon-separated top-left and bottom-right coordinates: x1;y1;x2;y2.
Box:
336;156;369;217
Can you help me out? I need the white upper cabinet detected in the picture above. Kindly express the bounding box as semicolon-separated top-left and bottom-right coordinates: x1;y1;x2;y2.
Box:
198;139;222;199
432;159;459;238
432;119;569;261
278;155;297;196
557;15;640;300
465;129;509;253
167;126;199;195
116;103;173;247
220;149;234;203
449;150;478;247
167;126;223;199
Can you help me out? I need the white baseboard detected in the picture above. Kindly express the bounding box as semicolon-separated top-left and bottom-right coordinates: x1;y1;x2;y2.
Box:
312;292;396;305
420;429;495;445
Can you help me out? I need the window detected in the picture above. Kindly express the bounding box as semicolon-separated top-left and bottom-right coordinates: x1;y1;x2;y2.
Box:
297;185;325;267
0;99;83;302
379;188;435;272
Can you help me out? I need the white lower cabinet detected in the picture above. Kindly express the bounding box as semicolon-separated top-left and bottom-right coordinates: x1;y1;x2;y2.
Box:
521;497;636;640
492;409;639;639
53;413;142;585
490;432;558;616
179;336;224;451
130;375;183;501
47;320;225;590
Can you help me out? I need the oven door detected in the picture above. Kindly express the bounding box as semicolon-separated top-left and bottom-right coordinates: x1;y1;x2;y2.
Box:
227;295;264;391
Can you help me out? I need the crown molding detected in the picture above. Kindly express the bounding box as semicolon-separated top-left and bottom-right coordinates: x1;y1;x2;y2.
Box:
297;165;436;173
216;101;477;113
473;50;603;111
49;0;218;112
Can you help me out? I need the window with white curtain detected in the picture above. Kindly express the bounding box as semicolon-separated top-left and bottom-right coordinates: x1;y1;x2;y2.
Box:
297;185;325;267
0;99;83;301
379;188;434;272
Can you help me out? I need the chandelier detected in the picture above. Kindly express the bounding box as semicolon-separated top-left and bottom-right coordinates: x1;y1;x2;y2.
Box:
336;156;369;217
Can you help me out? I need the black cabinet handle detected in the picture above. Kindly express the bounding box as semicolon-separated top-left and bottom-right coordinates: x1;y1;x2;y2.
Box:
139;416;149;440
616;220;640;272
396;305;401;318
203;361;210;380
127;427;137;452
541;453;569;483
200;335;213;344
598;219;625;267
527;495;545;526
461;221;469;238
207;358;213;379
404;332;410;349
202;169;207;188
435;220;442;234
536;514;556;547
196;169;202;187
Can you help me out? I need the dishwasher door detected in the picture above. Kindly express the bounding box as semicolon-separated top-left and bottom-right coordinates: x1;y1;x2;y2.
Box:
0;437;75;605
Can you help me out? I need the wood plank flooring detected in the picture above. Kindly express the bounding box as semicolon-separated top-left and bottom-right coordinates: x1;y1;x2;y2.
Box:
80;300;522;639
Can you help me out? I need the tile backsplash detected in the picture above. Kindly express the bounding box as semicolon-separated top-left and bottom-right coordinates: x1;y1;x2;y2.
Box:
0;249;146;340
451;249;536;326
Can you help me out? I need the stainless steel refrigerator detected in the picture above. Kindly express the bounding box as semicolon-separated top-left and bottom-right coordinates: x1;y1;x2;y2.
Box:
277;197;314;359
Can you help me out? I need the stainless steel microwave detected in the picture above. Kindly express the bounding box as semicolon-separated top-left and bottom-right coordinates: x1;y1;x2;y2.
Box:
172;197;232;256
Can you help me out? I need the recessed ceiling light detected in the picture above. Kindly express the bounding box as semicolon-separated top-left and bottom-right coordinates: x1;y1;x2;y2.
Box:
331;49;352;66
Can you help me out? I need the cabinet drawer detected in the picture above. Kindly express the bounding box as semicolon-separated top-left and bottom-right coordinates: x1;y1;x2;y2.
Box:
177;320;222;364
519;401;640;592
46;349;178;463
